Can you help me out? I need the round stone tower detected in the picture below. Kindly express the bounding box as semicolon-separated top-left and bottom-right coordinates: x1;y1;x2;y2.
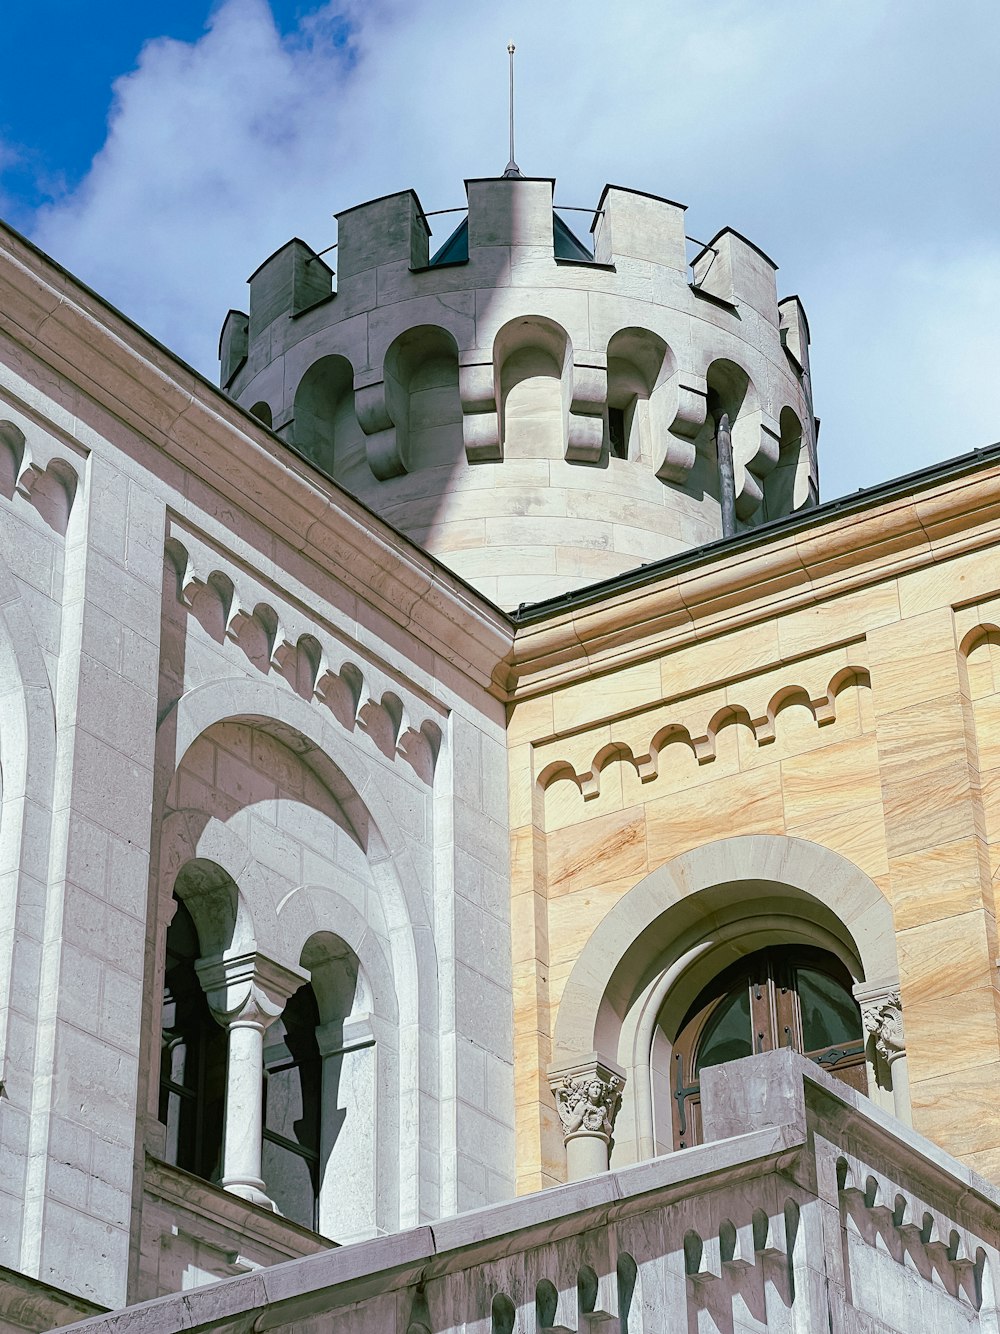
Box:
220;177;818;609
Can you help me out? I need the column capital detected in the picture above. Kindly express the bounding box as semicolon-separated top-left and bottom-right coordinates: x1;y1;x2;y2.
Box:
854;978;905;1065
548;1053;625;1146
196;950;309;1030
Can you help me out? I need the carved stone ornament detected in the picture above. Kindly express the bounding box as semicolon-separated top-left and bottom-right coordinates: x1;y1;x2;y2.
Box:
862;991;905;1065
553;1071;623;1142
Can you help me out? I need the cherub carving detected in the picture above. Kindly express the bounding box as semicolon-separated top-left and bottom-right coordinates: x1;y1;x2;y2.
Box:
554;1074;622;1140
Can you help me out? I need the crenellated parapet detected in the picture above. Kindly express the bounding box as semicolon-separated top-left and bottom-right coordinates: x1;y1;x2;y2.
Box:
222;176;819;609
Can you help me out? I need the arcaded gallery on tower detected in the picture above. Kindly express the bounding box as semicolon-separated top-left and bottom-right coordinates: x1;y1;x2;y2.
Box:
2;166;1000;1333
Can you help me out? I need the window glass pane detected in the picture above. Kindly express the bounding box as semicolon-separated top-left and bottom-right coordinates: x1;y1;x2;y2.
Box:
160;897;225;1182
695;986;753;1073
797;967;862;1053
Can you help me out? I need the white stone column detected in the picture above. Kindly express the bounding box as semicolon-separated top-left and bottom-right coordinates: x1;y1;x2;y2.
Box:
196;951;308;1209
855;980;910;1125
548;1055;625;1181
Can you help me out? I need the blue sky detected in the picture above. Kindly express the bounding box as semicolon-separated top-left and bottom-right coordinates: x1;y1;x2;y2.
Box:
2;0;999;502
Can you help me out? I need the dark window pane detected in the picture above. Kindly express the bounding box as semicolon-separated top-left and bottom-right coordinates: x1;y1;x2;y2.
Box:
609;407;627;459
797;967;863;1054
159;897;224;1183
695;986;753;1072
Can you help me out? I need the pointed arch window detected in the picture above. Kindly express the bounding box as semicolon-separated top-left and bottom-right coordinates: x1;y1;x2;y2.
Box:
670;946;864;1149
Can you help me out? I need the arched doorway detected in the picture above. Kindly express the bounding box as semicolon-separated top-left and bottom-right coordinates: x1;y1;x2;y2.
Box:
668;944;865;1149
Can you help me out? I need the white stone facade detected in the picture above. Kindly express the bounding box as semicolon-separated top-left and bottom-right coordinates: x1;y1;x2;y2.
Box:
224;179;817;608
0;219;516;1325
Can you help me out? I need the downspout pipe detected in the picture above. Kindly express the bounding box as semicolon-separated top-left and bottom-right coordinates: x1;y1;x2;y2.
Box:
717;412;737;539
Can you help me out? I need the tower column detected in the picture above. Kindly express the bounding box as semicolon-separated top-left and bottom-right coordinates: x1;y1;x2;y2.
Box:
197;951;308;1209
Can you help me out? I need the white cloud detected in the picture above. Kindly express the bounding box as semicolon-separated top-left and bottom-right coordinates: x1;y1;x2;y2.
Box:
28;0;1000;498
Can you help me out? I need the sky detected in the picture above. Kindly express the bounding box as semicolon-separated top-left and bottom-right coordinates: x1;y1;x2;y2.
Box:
2;0;999;502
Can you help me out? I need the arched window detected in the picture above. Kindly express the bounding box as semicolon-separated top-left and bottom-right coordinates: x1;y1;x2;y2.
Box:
159;898;225;1181
262;982;322;1229
670;946;864;1149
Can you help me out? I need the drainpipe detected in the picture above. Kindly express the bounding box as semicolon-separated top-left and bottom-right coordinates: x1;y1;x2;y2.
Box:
717;412;737;538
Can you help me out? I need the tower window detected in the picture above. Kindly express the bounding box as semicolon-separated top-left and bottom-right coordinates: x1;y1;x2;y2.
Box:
608;407;628;459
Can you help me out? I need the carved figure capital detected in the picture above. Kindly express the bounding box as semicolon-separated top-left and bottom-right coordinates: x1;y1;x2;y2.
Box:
548;1057;625;1144
860;990;905;1065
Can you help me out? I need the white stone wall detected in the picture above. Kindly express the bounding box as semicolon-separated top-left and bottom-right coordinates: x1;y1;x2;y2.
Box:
52;1052;1000;1334
0;222;516;1316
227;179;817;609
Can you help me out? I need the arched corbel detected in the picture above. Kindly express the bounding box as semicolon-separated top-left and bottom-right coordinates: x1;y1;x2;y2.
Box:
657;370;708;482
459;359;501;461
164;537;198;606
15;458;43;500
178;560;209;609
732;408;781;518
355;376;406;480
566;354;607;463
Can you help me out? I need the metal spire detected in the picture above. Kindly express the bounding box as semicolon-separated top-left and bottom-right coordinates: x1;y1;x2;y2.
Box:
503;42;523;178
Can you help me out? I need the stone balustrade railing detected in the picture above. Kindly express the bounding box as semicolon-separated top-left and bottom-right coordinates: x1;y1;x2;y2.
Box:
58;1050;1000;1334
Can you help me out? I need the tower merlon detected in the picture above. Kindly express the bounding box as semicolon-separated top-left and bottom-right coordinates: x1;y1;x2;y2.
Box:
692;229;779;324
219;309;249;388
592;185;687;270
466;177;556;249
246;239;333;344
335;190;430;281
778;296;811;375
221;173;820;608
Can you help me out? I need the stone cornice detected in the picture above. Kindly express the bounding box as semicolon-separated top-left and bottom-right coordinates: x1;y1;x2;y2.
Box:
0;222;513;699
505;456;1000;699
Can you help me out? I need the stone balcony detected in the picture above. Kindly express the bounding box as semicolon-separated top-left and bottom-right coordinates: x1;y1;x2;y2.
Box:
57;1050;1000;1333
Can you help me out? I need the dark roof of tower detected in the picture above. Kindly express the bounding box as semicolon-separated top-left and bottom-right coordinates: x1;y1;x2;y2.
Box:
428;210;593;267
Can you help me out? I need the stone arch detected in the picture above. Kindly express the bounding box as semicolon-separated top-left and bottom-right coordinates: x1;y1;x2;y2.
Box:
382;325;463;473
761;404;809;520
158;678;432;1227
289;904;401;1241
0;420;26;499
0;539;56;1051
960;623;1000;701
278;888;398;1029
249;401;273;428
550;835;898;1166
605;327;671;463
164;678;424;885
704;358;775;519
291;353;364;487
157;813;260;957
493;314;572;459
